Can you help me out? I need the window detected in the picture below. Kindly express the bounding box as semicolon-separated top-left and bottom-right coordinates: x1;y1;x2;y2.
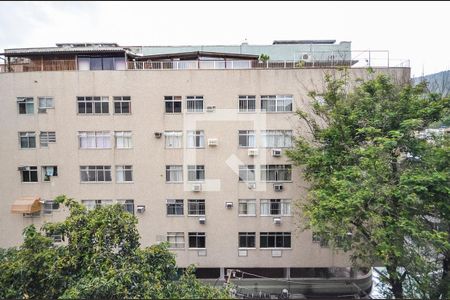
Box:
186;96;203;112
239;232;256;248
260;199;291;216
78;56;126;71
261;95;293;112
238;95;256;112
312;232;329;247
166;165;183;182
43;200;60;215
166;199;184;215
42;166;58;182
165;131;183;148
38;97;54;110
113;96;131;114
167;232;185;249
261;130;293;148
20;166;38;182
115;131;132;149
82;199;113;210
187;165;205;181
17;97;34;114
238;199;256;216
165;96;182;113
188;199;205;216
79;131;112;149
51;234;63;243
188;232;206;248
40;132;56;147
260;232;291;248
77;96;109;114
239;165;256;182
261;165;292;182
186;130;205;148
117;199;135;214
238;130;256;148
116;165;133;182
19;132;36;148
80;166;112;182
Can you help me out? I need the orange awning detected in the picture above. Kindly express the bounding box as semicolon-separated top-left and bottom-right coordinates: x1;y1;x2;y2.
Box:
11;197;42;214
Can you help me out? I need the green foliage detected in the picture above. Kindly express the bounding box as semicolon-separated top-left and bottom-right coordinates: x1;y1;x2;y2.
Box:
258;53;270;62
287;72;450;299
0;196;231;299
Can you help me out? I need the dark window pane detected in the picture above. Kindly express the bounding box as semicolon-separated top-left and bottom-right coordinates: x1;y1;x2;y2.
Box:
30;171;38;182
122;102;130;113
29;137;36;148
102;102;109;113
102;57;114;70
174;101;182;112
19;104;26;114
90;57;103;70
105;170;112;181
114;102;121;113
165;102;173;113
78;103;85;113
86;102;93;113
94;102;101;113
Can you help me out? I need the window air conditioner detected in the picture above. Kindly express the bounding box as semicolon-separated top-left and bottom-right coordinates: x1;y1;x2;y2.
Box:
18;166;28;171
198;216;206;224
154;132;162;138
272;149;282;157
208;138;218;146
248;149;259;156
273;217;282;225
225;202;233;209
206;105;216;112
247;182;256;189
274;184;284;192
192;183;202;192
38;108;47;114
136;205;146;213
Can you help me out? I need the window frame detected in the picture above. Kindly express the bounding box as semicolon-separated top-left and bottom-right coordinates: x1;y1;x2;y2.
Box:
115;165;133;183
167;232;185;249
261;95;293;113
238;199;257;216
164;131;183;149
260;165;292;182
260;232;292;249
186;95;204;113
17;97;34;114
239;232;256;249
238;165;256;182
113;96;131;114
38;97;54;110
21;166;38;182
80;166;112;183
164;96;182;113
42;166;58;182
238;95;256;113
39;131;56;147
78;131;112;149
43;200;60;215
188;232;206;249
238;130;256;148
117;199;135;215
261;130;293;148
187;199;205;216
19;132;36;149
187;165;205;182
186;130;205;148
77;96;109;114
260;199;291;216
166;199;184;216
165;165;183;183
114;131;133;149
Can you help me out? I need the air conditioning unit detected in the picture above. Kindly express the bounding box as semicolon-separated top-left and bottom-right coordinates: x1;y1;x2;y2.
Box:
206;105;216;112
154;132;162;138
247;182;256;189
136;205;146;213
38;108;47;114
191;183;202;192
248;149;259;156
274;184;284;192
272;149;282;157
17;166;28;171
225;202;233;209
273;217;282;225
299;52;313;62
198;216;206;224
208;138;218;146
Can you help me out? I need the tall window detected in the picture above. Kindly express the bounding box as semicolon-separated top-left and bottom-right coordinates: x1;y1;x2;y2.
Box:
239;232;256;248
80;166;112;182
165;131;183;148
260;232;291;248
19;132;36;148
261;130;293;148
167;232;185;249
115;131;132;149
42;166;58;182
77;96;109;114
20;166;38;182
238;130;256;148
238;95;256;112
113;96;131;114
186;96;204;112
261;95;293;112
117;199;135;214
116;165;133;182
38;97;54;111
186;130;205;148
166;199;184;215
79;131;112;149
188;199;205;216
187;165;205;181
261;165;292;182
40;132;56;147
188;232;206;248
239;165;256;182
17;97;34;114
260;199;291;216
238;199;256;216
165;96;182;113
82;199;113;210
166;165;183;182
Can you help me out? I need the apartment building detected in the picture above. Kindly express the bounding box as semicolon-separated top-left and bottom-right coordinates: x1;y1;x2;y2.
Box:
0;41;410;296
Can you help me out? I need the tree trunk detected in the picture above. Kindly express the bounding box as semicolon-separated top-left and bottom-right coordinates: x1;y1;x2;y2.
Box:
386;265;404;299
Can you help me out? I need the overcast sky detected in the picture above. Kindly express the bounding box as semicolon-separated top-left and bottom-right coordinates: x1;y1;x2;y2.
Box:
0;1;448;77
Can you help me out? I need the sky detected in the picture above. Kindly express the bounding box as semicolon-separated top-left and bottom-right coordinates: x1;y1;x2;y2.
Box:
0;1;449;77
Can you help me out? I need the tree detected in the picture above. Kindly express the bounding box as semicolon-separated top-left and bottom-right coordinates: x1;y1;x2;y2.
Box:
0;195;231;299
287;71;450;299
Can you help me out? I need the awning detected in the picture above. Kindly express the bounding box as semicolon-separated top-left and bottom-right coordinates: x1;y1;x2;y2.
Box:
11;197;42;214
